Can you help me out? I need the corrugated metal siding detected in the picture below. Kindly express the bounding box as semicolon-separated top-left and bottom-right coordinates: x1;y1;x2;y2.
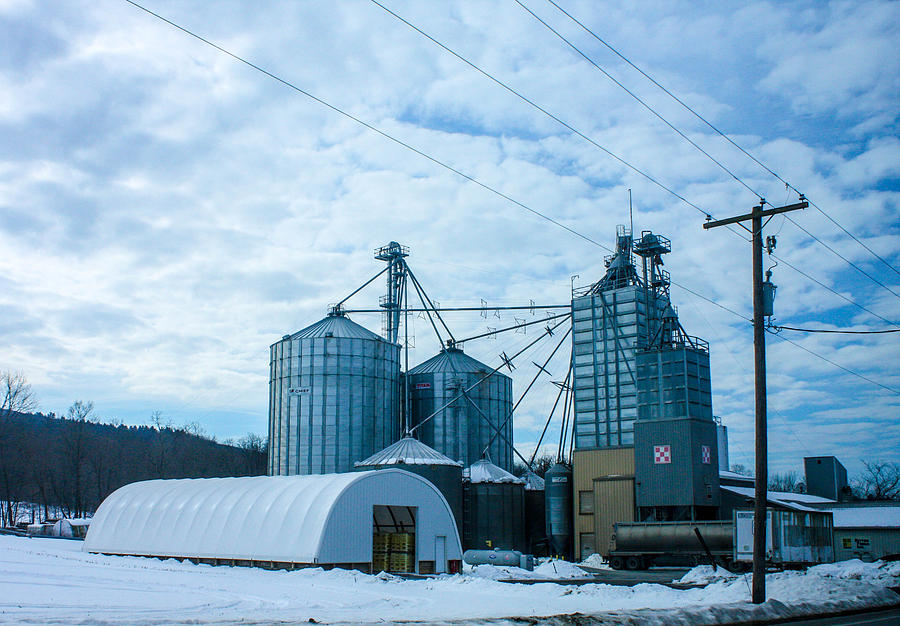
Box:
593;477;635;557
633;417;720;509
408;350;514;471
269;318;400;475
572;448;634;558
571;287;668;449
462;482;526;551
833;528;900;562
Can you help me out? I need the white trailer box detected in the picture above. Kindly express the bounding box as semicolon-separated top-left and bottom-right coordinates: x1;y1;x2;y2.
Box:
734;508;833;567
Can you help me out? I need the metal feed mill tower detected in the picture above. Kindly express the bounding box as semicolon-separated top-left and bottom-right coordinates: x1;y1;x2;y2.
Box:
570;226;720;560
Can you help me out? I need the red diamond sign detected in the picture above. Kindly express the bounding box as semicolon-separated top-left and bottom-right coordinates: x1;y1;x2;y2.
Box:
701;445;712;465
654;445;671;464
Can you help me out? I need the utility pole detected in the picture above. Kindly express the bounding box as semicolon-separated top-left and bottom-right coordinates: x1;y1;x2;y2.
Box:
703;197;807;604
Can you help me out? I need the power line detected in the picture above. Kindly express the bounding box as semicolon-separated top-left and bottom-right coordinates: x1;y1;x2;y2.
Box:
123;0;896;398
767;329;900;396
519;0;900;302
514;0;763;201
542;0;900;281
368;0;748;242
771;325;900;335
771;254;900;329
782;215;900;301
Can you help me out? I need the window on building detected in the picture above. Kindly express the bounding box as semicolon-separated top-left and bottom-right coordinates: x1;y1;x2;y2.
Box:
579;490;594;515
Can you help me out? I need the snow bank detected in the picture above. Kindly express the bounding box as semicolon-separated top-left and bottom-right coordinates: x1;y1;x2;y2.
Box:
1;536;898;624
679;564;739;584
532;559;590;578
578;553;610;570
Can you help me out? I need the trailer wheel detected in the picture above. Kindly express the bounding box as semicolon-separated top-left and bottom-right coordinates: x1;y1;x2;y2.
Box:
625;556;641;570
609;556;624;570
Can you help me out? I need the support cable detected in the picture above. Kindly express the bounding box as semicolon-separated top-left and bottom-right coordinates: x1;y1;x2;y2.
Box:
483;324;573;455
456;310;572;344
530;364;571;466
408;314;571;435
558;358;574;462
460;390;532;470
405;263;456;344
408;270;445;348
332;265;390;309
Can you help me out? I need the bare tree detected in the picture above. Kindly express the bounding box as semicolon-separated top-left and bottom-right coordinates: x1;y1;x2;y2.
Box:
148;410;171;478
854;460;900;500
730;464;753;477
61;401;94;518
768;471;804;493
0;371;39;527
1;370;38;417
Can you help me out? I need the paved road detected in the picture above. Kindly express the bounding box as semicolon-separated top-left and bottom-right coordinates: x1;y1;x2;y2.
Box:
777;606;900;625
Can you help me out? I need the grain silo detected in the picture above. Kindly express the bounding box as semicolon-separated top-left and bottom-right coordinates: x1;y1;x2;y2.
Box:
355;436;464;534
407;347;514;472
463;458;525;551
522;470;547;556
268;313;400;475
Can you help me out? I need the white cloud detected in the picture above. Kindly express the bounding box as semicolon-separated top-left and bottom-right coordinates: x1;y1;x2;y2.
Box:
0;0;897;479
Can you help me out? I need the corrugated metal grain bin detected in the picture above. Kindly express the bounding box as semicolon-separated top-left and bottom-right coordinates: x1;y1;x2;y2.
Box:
407;347;514;472
463;459;525;551
545;463;572;559
523;471;547;556
268;314;400;475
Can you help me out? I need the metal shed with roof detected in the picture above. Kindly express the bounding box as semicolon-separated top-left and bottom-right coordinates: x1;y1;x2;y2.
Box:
84;469;462;574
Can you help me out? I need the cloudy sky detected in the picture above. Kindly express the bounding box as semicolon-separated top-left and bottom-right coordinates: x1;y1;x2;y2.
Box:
2;0;898;479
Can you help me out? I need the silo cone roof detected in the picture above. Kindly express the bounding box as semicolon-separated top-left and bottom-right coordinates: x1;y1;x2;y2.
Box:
355;437;463;467
408;347;509;377
288;314;385;341
522;470;545;491
466;459;524;484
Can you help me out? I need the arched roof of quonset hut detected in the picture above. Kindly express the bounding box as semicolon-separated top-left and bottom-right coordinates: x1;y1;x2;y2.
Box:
85;469;461;564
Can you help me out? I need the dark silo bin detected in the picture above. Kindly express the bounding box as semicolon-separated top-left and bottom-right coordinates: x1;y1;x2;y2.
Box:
545;462;573;560
463;459;525;552
523;470;547;556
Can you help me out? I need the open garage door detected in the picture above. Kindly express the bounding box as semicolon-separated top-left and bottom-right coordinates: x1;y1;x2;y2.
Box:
373;505;417;574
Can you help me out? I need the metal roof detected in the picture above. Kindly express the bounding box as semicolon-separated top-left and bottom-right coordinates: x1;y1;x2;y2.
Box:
408;347;509;377
522;471;545;491
287;314;385;342
355;437;462;467
722;485;835;512
85;470;462;563
465;459;523;484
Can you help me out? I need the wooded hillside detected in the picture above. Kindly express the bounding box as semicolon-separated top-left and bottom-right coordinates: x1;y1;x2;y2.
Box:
0;409;266;527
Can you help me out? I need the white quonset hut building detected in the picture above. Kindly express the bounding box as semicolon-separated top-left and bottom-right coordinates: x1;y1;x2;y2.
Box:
85;469;462;575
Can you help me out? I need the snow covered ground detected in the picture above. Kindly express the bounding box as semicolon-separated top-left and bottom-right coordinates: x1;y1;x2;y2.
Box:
1;536;898;624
